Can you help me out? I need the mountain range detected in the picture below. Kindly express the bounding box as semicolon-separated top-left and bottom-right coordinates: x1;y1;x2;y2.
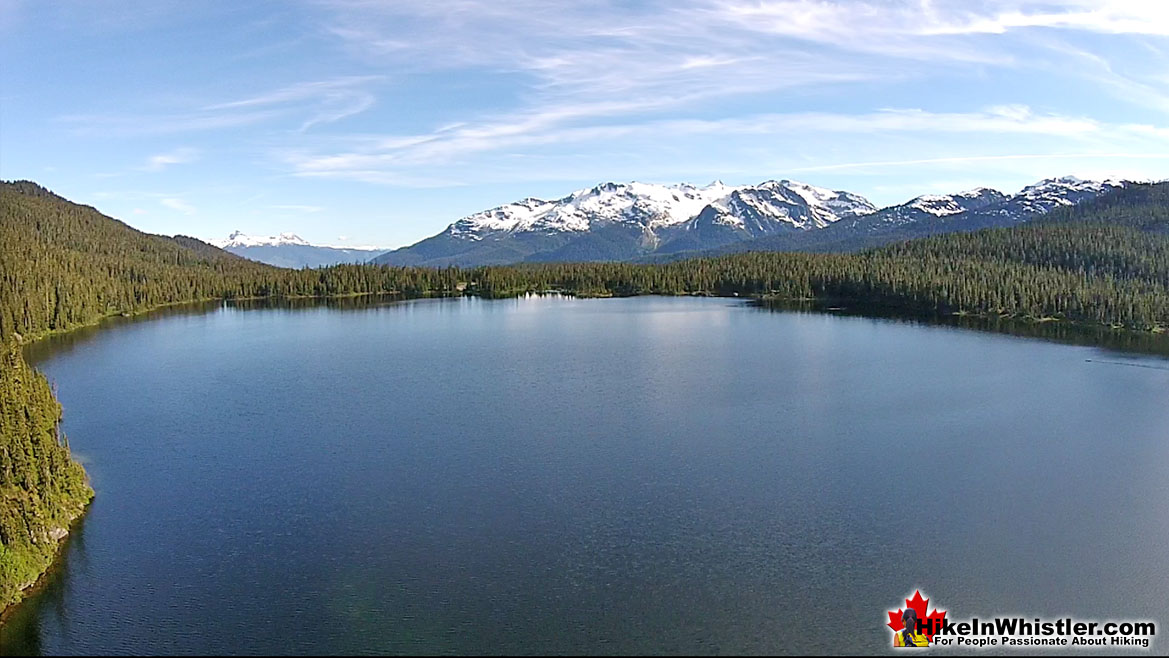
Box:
210;231;383;268
675;176;1128;259
372;176;1127;267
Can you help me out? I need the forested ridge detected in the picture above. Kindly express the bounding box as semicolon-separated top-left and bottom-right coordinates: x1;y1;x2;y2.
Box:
3;178;1169;611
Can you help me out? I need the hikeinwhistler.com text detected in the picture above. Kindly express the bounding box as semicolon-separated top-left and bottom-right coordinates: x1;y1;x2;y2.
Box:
919;616;1155;649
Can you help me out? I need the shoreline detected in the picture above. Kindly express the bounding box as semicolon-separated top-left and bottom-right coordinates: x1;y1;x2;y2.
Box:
16;286;1169;353
0;498;90;625
17;290;418;346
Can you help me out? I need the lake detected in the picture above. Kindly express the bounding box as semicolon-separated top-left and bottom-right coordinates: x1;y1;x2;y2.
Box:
3;295;1168;655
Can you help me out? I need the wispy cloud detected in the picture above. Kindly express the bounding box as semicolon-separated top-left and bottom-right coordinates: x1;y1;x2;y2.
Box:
205;75;381;131
59;76;382;136
317;0;914;108
1026;34;1169;113
144;147;200;171
787;151;1169;175
312;0;1169;112
59;108;280;137
205;76;379;110
288;1;1169;187
278;105;1148;185
161;197;196;215
919;0;1169;36
16;0;1169;242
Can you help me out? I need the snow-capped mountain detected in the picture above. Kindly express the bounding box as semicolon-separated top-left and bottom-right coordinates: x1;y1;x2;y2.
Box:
372;175;1128;267
894;187;1007;222
210;230;384;268
831;187;1009;234
447;181;738;238
700;176;1129;257
374;180;877;266
211;230;313;249
694;180;873;230
654;180;875;254
1003;176;1126;215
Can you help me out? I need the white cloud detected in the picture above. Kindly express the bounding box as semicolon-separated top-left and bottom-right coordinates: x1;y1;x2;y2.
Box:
313;0;1169;114
205;75;381;132
292;0;1169;188
314;0;925;122
279;105;1125;185
145;147;200;171
60;76;382;136
60;108;280;137
920;1;1169;36
161;197;196;215
786;151;1169;175
203;75;382;110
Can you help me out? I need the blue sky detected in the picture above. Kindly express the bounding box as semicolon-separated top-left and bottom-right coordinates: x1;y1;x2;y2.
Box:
3;0;1169;249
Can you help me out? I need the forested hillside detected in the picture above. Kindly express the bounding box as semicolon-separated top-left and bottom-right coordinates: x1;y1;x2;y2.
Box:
3;179;1169;612
0;182;468;342
0;181;461;609
0;343;91;609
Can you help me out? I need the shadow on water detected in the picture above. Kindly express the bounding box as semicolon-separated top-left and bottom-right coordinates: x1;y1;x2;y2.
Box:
755;298;1169;359
23;292;1169;366
0;514;90;657
22;294;412;366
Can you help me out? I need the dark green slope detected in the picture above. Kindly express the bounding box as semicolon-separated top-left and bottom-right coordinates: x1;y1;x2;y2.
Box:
525;223;659;263
0;181;278;609
1035;180;1169;231
0;181;462;611
0;344;91;608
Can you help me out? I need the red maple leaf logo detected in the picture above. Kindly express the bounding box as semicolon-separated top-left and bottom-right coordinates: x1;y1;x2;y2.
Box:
887;590;947;641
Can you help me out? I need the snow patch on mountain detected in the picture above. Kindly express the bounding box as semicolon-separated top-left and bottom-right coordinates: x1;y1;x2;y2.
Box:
1011;176;1126;214
904;187;1007;217
446;179;877;244
211;230;312;248
697;180;875;232
910;194;973;217
448;181;738;239
783;180;875;222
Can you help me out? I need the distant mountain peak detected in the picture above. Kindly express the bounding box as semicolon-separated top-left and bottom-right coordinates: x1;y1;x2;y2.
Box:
905;188;1008;217
1020;176;1126;194
212;231;312;248
207;230;385;268
1012;176;1126;214
447;179;745;239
